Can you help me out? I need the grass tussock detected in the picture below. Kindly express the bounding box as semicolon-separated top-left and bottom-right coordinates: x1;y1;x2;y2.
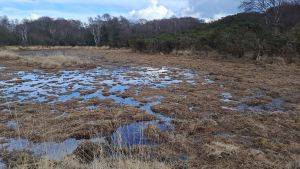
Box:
24;55;94;69
2;141;171;169
42;157;169;169
11;156;170;169
2;151;171;169
0;50;21;60
0;49;96;69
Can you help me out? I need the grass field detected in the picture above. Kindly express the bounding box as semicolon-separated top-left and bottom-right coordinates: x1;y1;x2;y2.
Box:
0;46;299;169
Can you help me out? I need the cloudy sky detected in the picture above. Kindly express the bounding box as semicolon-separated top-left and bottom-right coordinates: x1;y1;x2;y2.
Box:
0;0;241;22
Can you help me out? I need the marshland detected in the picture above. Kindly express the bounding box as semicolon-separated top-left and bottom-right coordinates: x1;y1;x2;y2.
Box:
0;1;300;169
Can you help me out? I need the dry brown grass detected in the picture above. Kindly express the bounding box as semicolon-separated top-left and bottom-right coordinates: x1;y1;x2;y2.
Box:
1;46;111;51
0;49;96;69
15;157;171;169
0;101;156;142
0;50;21;60
32;157;171;169
24;54;94;69
203;141;239;158
1;46;299;169
0;100;167;169
3;150;171;169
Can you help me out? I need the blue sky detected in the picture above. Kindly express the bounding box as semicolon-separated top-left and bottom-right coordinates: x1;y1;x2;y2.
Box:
0;0;241;22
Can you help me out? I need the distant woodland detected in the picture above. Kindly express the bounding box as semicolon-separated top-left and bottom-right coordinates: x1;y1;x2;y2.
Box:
1;0;300;61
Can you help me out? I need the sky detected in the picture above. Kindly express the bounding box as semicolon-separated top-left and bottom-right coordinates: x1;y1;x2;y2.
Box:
0;0;242;22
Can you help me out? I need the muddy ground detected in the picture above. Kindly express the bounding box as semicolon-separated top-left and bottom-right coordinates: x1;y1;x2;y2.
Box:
0;47;299;169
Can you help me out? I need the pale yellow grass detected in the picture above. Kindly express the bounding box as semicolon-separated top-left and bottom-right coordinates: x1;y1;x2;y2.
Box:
204;141;239;158
2;46;111;51
0;50;95;69
0;50;21;60
25;55;93;69
14;156;171;169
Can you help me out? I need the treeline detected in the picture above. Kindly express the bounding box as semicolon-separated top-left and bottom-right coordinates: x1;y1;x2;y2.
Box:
0;15;201;47
131;3;300;61
0;0;300;61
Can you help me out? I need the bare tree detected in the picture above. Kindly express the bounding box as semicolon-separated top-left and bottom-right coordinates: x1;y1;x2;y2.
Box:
240;0;296;25
88;16;104;46
18;20;29;46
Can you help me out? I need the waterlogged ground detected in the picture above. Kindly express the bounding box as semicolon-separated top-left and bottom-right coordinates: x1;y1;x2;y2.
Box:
0;64;286;159
0;67;195;103
0;65;198;161
0;48;299;169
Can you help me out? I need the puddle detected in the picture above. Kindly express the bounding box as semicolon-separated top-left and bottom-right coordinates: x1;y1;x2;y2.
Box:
0;137;105;161
188;106;201;113
111;97;173;147
0;158;5;169
221;90;284;112
221;92;233;102
237;98;284;112
202;75;214;85
87;105;98;110
5;121;18;130
221;106;238;111
112;118;173;147
237;90;284;112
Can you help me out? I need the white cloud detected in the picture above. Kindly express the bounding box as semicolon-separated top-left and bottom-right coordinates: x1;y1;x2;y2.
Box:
0;0;240;22
178;5;201;18
149;0;158;5
203;13;228;23
26;13;40;20
129;0;174;20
